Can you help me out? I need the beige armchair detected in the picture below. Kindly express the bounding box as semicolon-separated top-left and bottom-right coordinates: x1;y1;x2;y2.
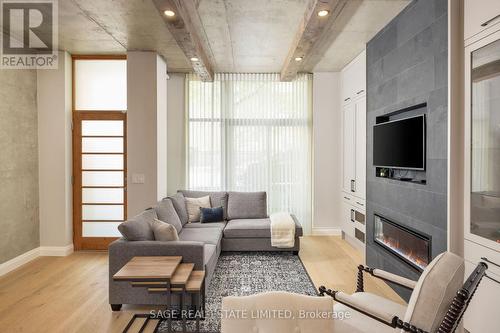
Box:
221;291;335;332
221;252;489;333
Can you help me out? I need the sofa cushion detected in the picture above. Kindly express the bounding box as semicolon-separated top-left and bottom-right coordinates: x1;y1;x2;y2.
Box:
184;221;227;231
227;191;267;220
179;190;228;219
118;209;156;241
224;219;271;238
224;216;303;239
151;218;179;241
185;196;211;222
179;227;222;246
168;192;189;226
154;198;183;234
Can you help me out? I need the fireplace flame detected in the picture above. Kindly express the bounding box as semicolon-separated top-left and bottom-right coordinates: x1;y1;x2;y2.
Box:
381;235;428;270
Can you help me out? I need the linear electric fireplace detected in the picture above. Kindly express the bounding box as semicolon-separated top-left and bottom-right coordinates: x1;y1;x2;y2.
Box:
374;214;431;271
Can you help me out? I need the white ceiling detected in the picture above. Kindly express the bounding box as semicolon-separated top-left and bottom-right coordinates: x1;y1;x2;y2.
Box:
53;0;410;73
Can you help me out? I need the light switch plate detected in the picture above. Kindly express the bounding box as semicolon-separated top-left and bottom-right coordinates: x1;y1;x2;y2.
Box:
132;173;145;184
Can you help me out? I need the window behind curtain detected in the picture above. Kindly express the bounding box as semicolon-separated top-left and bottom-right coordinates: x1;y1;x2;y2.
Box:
187;73;312;233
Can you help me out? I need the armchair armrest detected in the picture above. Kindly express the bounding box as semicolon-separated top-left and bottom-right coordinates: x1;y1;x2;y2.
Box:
371;268;417;289
319;286;429;333
356;265;417;292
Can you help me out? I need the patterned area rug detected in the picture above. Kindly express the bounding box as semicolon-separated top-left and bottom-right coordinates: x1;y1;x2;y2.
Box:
159;252;317;332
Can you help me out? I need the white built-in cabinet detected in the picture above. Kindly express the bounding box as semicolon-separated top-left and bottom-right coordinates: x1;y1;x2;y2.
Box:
340;50;366;257
464;0;500;42
463;5;500;332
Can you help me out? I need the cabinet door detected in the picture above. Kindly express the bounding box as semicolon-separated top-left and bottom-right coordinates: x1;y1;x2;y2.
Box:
464;0;500;41
342;103;356;193
354;96;366;199
342;200;354;238
464;31;500;252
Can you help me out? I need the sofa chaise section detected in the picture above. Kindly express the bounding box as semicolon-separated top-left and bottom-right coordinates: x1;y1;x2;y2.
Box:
222;215;302;253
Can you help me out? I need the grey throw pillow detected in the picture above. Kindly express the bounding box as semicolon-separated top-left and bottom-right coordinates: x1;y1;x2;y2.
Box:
154;198;183;234
151;218;179;241
227;191;267;220
118;209;156;241
168;192;189;226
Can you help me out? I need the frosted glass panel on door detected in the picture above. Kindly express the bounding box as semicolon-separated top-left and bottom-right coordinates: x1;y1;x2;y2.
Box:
82;188;123;203
82;205;124;220
82;138;123;153
82;222;121;237
82;171;124;186
82;120;124;136
74;60;127;110
82;154;123;170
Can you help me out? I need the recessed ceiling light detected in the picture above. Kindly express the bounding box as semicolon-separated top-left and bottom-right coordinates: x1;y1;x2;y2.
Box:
190;57;199;62
164;10;175;17
295;57;303;62
318;10;329;17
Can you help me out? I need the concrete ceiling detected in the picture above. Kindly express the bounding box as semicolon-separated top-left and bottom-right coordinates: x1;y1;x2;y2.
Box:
55;0;410;73
313;0;411;71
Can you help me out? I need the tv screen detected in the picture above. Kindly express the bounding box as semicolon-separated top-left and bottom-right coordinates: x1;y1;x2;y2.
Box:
373;115;426;170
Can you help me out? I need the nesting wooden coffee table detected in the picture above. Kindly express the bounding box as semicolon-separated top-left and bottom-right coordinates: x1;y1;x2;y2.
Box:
113;256;206;333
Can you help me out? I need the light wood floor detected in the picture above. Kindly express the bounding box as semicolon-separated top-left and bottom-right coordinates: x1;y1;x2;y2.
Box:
0;236;404;332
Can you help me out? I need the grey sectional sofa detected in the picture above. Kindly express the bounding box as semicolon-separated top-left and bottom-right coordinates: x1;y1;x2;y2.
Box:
109;191;302;310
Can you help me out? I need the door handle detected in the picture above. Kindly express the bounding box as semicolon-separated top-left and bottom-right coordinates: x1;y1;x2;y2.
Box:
350;209;355;222
356;89;364;95
351;179;356;192
343;196;350;201
344;97;351;102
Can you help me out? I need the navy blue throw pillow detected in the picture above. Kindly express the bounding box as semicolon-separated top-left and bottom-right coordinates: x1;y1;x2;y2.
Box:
200;206;224;223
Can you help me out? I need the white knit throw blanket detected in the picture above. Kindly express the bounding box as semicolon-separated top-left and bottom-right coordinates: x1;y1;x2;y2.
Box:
270;212;295;248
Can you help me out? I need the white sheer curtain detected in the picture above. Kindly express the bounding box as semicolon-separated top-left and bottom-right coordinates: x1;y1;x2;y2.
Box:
186;73;312;233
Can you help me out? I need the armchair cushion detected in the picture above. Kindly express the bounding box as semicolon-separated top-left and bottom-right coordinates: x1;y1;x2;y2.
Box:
403;252;464;333
333;292;406;333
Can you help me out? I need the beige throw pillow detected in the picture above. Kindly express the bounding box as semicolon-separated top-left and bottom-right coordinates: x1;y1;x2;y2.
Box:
185;195;211;222
151;218;179;241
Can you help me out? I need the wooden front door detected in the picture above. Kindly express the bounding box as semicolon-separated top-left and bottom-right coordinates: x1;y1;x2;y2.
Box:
73;111;127;250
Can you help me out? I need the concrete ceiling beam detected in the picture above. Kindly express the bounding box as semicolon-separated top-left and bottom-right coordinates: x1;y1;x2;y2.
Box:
153;0;215;81
280;0;348;81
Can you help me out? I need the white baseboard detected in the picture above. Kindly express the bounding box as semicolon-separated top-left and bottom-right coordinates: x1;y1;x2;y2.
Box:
0;247;40;277
0;244;74;277
311;227;342;236
39;244;74;256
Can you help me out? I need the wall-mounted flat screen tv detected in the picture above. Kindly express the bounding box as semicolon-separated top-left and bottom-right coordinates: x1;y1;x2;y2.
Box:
373;114;426;170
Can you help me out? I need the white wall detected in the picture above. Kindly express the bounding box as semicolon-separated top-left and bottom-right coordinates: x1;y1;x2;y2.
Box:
157;55;168;200
312;72;342;234
166;73;186;195
127;52;168;216
37;51;73;248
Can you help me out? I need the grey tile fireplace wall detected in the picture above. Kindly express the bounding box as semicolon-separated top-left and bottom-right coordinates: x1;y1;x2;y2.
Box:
366;0;448;300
